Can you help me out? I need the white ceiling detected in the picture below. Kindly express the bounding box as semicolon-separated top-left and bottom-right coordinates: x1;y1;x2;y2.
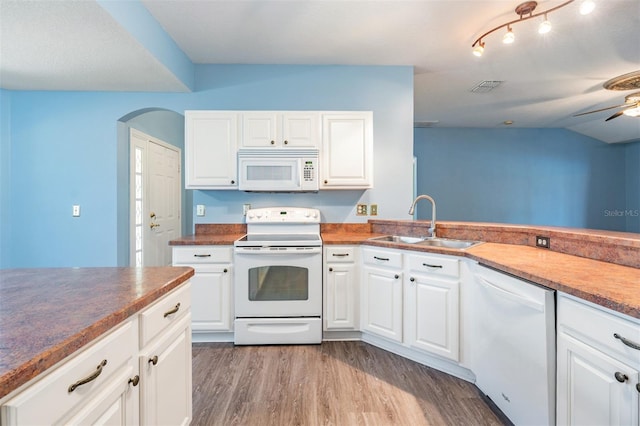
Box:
1;0;639;143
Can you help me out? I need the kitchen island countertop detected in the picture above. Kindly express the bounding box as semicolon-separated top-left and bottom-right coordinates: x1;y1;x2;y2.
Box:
0;266;194;399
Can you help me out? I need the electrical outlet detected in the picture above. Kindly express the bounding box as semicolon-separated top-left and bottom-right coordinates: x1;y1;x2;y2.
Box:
72;205;80;217
370;204;378;216
243;204;251;216
356;204;368;216
196;205;206;216
536;236;550;249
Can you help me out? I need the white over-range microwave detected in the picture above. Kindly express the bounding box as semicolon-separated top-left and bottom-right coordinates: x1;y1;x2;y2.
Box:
237;148;319;192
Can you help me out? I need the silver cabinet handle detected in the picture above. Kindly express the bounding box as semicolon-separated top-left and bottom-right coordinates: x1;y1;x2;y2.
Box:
332;253;349;257
410;277;415;282
374;256;389;261
163;302;180;318
194;254;212;258
614;333;640;351
614;372;628;383
394;274;399;279
423;263;443;268
68;359;107;393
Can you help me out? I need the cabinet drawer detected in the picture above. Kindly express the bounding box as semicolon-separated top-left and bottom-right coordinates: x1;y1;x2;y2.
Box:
139;283;192;348
1;321;135;425
558;294;640;367
362;247;402;269
325;246;356;263
407;253;459;278
172;246;233;264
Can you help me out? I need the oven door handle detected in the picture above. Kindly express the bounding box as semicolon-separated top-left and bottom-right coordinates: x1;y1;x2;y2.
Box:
234;247;322;255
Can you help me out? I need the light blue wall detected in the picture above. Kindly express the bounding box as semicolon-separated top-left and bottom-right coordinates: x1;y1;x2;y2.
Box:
1;65;414;268
0;90;11;268
413;128;635;232
626;141;640;232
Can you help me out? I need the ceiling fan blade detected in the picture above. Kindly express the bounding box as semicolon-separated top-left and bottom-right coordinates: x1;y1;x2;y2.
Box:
605;110;625;121
573;103;629;117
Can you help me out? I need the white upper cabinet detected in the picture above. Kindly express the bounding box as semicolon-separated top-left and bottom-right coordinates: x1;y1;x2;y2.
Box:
184;111;239;189
241;112;320;148
184;110;373;190
321;112;373;189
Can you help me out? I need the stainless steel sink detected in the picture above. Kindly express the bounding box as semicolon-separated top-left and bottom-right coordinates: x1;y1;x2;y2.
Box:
415;238;482;249
369;235;482;249
371;235;426;244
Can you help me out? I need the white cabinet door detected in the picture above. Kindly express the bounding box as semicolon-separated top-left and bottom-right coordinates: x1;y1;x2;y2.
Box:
184;111;238;189
361;265;403;342
557;331;639;426
324;246;358;331
405;274;459;361
241;112;278;147
321;112;373;189
325;262;357;330
139;313;192;426
190;264;232;332
281;112;319;147
65;365;138;426
241;112;319;148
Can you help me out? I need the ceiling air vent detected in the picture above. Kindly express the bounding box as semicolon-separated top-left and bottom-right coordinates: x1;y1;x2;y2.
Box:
470;80;504;93
414;121;439;128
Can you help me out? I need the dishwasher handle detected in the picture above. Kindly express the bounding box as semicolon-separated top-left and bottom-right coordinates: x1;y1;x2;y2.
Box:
476;276;545;312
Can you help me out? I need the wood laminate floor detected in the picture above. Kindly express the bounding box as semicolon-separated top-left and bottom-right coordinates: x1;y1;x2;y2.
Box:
192;341;511;426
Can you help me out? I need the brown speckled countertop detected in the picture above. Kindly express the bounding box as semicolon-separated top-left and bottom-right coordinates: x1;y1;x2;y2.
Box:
169;223;246;245
0;267;194;399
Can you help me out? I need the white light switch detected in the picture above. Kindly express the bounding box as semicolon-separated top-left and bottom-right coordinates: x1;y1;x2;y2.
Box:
196;205;206;216
72;205;81;217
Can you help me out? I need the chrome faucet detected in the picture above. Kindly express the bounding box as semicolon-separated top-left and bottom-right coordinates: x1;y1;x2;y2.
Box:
408;194;437;238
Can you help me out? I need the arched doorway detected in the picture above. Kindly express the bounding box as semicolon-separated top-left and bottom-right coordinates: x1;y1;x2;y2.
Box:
116;108;190;266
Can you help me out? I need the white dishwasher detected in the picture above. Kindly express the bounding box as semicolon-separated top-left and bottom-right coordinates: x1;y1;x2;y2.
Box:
470;264;556;426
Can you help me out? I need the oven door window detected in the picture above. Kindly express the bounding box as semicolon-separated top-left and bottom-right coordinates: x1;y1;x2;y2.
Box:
248;266;309;301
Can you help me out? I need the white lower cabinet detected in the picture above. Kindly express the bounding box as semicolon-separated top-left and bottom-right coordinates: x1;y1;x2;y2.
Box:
139;314;192;426
324;246;358;330
557;294;640;426
361;247;403;342
404;252;460;361
0;282;192;426
173;246;233;334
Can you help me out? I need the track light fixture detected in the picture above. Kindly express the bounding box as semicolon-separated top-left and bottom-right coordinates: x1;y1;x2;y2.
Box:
471;0;595;57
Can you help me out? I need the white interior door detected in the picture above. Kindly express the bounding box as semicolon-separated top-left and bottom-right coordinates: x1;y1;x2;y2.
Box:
130;129;181;267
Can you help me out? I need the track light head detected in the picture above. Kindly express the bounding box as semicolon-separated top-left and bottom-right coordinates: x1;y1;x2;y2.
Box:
538;15;552;34
503;26;515;44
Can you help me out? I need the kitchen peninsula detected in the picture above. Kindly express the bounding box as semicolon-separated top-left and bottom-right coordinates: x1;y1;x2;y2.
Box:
172;220;640;319
0;266;194;424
